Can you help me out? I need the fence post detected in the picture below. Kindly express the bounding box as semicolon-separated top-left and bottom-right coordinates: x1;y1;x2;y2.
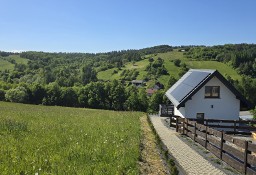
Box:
234;120;237;133
220;131;224;160
170;116;172;127
244;141;248;174
176;117;179;132
160;105;162;116
194;122;197;141
205;125;208;148
185;118;188;135
182;118;185;134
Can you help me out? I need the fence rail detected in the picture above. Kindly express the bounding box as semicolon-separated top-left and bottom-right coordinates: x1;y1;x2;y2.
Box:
172;117;256;175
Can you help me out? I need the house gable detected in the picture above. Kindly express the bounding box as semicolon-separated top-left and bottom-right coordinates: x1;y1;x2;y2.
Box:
165;69;252;110
185;76;240;119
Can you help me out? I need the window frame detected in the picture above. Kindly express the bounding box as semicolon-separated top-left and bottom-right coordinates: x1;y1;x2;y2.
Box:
205;86;220;98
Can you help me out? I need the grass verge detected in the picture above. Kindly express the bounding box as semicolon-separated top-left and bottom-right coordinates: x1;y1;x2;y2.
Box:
139;115;167;174
145;115;179;175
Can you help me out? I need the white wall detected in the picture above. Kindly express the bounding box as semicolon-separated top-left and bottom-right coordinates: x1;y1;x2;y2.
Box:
182;76;240;120
174;106;185;118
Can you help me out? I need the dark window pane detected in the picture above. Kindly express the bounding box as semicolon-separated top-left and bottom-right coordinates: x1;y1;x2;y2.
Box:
212;87;219;97
205;86;220;98
205;86;212;97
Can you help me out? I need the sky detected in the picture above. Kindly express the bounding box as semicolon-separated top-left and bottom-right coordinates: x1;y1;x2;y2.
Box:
1;0;256;53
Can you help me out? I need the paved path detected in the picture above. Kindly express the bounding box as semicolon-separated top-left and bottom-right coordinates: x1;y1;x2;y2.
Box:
150;116;227;175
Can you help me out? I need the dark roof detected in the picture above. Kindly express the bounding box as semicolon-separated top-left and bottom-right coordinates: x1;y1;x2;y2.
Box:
165;69;253;109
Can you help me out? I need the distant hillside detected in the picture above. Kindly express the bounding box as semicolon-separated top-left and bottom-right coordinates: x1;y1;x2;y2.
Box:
0;44;255;109
97;50;242;87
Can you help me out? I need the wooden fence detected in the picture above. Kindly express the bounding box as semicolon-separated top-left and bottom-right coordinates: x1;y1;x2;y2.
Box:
173;117;256;175
186;118;256;134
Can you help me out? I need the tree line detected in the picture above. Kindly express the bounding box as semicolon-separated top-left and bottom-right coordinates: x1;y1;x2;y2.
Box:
0;80;166;112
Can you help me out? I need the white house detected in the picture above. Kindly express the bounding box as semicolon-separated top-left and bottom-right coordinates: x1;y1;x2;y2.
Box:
165;69;252;121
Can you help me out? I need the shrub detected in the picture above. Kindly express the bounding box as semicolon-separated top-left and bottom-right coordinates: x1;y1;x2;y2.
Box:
5;86;28;103
173;59;181;67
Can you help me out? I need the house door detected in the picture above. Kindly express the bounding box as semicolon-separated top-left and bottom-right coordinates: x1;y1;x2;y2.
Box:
196;113;204;124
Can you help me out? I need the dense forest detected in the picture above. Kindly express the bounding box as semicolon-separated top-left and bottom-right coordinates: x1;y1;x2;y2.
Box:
0;44;256;112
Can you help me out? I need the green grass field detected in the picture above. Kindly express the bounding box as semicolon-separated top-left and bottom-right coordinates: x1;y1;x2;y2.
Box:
0;102;142;174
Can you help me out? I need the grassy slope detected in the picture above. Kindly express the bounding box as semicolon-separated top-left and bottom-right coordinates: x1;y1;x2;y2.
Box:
0;58;14;71
0;55;28;71
9;55;28;64
0;102;142;174
97;58;149;81
98;50;241;87
155;51;241;86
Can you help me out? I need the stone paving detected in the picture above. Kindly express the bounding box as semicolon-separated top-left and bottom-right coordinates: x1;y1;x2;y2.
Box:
150;116;227;175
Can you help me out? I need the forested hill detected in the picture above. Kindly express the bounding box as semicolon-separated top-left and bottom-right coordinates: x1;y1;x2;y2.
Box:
0;44;255;111
185;44;256;78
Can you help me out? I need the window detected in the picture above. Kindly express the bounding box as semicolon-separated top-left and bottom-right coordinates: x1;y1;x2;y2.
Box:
196;113;204;124
205;86;220;98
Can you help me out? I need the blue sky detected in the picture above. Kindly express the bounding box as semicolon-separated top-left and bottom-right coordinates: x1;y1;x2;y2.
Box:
1;0;256;53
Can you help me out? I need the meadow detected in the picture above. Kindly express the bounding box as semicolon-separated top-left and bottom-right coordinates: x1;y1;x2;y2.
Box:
0;102;143;174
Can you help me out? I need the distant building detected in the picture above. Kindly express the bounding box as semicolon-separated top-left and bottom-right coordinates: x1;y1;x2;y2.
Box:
131;80;145;87
153;82;164;90
165;69;252;121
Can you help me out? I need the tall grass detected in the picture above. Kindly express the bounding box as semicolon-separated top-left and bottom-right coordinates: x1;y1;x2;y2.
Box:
0;102;142;174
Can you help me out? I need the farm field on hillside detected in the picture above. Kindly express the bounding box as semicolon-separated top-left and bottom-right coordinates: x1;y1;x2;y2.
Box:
0;102;142;174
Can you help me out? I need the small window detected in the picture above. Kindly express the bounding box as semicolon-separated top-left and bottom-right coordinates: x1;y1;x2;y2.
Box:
205;86;220;98
196;113;204;124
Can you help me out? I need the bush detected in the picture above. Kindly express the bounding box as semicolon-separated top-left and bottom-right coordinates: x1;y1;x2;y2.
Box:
112;70;118;75
5;87;28;103
173;59;181;67
0;89;5;101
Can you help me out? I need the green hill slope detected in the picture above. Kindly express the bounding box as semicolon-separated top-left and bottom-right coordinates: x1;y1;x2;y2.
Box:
98;50;242;86
0;55;28;71
0;58;14;71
